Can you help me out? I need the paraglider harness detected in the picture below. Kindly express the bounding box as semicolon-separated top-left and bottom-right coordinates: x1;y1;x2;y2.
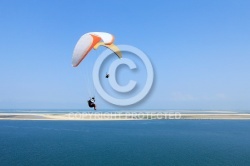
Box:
88;97;95;108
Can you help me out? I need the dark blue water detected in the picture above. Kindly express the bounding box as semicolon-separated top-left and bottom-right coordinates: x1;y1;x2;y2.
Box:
0;120;250;166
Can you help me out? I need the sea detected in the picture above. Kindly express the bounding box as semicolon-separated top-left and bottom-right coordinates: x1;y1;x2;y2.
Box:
0;110;250;166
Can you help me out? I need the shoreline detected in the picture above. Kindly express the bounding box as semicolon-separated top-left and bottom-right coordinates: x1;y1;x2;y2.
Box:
0;113;250;120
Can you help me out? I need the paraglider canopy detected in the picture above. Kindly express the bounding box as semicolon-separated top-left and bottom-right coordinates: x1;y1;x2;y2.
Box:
72;32;122;67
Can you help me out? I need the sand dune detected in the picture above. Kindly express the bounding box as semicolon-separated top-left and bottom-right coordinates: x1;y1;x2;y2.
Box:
0;112;250;120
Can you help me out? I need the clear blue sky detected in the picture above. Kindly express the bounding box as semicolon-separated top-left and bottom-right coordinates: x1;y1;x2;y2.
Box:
0;0;249;110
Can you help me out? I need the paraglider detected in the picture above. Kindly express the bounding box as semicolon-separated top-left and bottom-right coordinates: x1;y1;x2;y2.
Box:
72;32;122;67
72;32;122;110
87;97;96;110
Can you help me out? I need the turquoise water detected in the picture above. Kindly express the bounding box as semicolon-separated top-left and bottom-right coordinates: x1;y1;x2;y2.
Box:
0;120;250;165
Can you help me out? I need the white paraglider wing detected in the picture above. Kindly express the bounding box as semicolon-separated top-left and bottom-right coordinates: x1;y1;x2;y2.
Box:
72;32;121;67
88;32;114;44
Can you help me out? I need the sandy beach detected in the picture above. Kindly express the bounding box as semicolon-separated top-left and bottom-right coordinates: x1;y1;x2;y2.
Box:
0;112;250;120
